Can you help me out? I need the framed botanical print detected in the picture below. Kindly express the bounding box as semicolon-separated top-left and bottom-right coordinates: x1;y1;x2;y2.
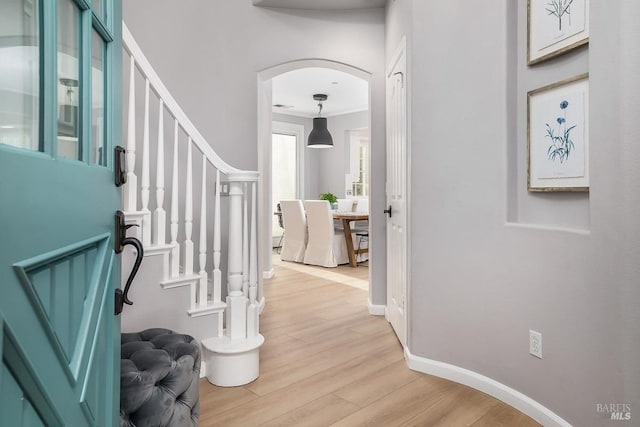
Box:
528;74;589;192
528;0;589;65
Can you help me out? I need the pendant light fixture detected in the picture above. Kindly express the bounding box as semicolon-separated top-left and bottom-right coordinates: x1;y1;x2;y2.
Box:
307;94;333;148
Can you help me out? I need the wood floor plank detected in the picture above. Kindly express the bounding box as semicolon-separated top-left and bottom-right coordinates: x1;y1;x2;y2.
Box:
198;382;259;422
471;402;542;427
260;394;359;427
209;355;393;426
333;359;421;407
247;331;398;396
399;385;499;426
198;258;541;427
330;376;461;427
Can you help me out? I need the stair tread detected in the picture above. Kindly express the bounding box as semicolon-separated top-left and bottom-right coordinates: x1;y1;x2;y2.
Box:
188;301;226;318
160;273;200;289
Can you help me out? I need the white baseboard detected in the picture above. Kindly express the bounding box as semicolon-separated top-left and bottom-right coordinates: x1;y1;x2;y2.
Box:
263;268;275;279
367;299;386;316
404;348;571;427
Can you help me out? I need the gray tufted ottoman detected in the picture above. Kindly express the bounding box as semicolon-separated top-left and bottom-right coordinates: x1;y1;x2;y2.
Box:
120;328;201;427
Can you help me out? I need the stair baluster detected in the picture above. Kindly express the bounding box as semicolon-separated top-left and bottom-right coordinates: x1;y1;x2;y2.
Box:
154;100;166;245
198;156;208;307
124;57;137;213
184;139;194;276
242;182;249;298
247;182;259;338
140;79;151;247
170;119;180;278
212;170;222;304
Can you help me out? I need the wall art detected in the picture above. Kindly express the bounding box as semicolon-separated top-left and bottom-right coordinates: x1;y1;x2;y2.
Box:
528;0;589;65
528;74;589;192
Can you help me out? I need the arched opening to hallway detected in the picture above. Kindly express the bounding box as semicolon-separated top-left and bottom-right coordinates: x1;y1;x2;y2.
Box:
257;59;374;301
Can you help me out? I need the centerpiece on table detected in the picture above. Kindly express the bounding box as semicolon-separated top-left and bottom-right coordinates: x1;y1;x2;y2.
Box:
320;192;338;210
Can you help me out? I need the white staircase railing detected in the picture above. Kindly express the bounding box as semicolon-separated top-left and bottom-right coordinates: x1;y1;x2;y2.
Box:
122;23;263;386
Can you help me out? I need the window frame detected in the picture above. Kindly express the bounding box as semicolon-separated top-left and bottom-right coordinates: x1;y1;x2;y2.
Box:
45;0;115;165
272;120;305;200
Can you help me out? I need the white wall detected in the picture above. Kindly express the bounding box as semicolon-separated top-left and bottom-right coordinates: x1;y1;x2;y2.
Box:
387;0;640;425
122;2;387;304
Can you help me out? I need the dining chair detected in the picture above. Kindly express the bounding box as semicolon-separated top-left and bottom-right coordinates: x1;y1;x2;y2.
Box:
303;200;351;268
334;198;354;231
337;198;355;212
279;200;307;263
355;198;369;213
353;198;369;263
275;203;284;254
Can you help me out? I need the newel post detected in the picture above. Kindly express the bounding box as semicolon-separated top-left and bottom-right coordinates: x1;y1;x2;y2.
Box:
201;172;263;388
225;180;248;340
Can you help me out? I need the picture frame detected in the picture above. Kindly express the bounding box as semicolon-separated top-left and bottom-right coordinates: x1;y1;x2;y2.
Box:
527;74;589;192
528;0;589;65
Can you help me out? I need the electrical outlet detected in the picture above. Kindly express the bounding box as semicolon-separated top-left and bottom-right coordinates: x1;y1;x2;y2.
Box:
529;330;542;359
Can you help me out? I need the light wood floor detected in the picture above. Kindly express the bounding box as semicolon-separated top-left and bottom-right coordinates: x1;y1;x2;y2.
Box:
199;258;540;427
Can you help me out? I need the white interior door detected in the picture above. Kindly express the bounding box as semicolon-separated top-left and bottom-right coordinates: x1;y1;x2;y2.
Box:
385;38;407;347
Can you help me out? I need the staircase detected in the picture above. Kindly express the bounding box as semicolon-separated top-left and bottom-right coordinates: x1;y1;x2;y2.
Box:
120;23;263;387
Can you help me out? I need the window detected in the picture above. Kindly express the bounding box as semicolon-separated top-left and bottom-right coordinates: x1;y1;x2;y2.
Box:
0;0;40;151
271;121;304;239
0;0;115;165
349;129;369;197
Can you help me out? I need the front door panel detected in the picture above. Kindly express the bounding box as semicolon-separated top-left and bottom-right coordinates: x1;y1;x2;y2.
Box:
0;0;122;425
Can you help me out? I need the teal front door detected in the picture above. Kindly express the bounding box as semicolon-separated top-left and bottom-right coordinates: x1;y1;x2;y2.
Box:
0;0;122;425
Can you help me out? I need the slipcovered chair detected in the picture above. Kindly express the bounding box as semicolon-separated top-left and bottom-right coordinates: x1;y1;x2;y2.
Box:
355;198;369;214
303;200;352;267
336;198;355;212
120;328;200;427
280;200;307;263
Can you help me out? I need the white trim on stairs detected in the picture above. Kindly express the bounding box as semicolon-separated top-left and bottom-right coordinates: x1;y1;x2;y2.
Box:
187;301;226;318
403;348;572;427
143;243;175;257
160;274;200;289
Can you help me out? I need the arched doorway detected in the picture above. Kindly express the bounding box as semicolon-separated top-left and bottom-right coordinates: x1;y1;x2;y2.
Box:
257;59;374;300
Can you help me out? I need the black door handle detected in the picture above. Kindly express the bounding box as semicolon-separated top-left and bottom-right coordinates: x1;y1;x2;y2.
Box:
384;205;393;218
115;210;144;315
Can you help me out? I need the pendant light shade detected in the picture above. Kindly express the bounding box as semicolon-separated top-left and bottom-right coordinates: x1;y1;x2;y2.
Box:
308;117;333;148
307;94;333;148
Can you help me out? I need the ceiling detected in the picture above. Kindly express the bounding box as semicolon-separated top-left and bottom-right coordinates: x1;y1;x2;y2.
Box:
272;68;368;118
253;0;386;10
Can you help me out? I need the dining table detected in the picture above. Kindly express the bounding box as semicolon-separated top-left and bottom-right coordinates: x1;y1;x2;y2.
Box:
332;212;369;267
273;210;369;267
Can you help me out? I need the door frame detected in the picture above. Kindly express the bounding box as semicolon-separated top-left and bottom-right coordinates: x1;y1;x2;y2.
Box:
271;120;305;247
385;36;411;348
